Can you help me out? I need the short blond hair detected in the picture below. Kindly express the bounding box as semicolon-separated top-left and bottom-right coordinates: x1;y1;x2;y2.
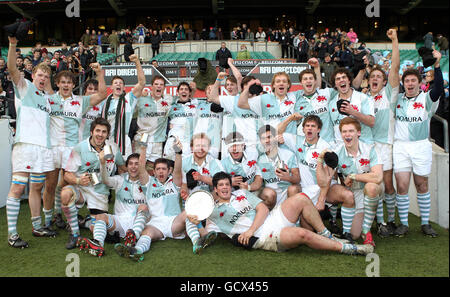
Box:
32;62;52;75
190;133;211;148
271;72;291;91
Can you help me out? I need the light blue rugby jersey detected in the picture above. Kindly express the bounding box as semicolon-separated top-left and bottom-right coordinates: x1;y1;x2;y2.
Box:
145;175;181;218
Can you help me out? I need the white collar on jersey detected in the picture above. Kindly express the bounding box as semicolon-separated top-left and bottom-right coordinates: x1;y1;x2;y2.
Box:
343;141;363;158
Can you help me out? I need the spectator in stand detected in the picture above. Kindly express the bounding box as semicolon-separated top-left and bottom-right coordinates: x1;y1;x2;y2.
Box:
231;27;239;40
315;36;329;62
216;42;233;71
320;53;339;86
124;37;134;62
327;37;336;54
280;28;289;58
41;48;51;61
209;27;217;40
288;27;296;59
237;44;251;60
297;33;309;62
177;25;187;40
109;30;120;54
51;50;68;74
90;29;98;45
245;28;254;41
60;42;70;57
423;32;434;49
150;30;162;58
347;27;358;45
273;29;281;42
162;27;171;41
306;26;316;40
31;49;42;67
437;34;449;56
200;28;209;40
170;27;177;41
136;24;148;43
16;56;24;71
255;27;266;42
144;31;152;43
216;28;224;40
81;29;90;47
100;32;109;53
266;28;274;42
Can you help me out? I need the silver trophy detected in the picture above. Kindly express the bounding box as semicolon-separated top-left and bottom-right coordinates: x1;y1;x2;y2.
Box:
103;144;113;160
138;133;149;146
275;155;287;172
90;172;101;186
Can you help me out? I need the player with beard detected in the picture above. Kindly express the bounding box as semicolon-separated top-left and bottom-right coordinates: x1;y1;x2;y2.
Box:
257;125;300;209
134;75;175;163
43;67;107;234
326;117;383;246
77;152;149;258
102;54;145;159
180;133;223;253
352;29;400;237
163;81;197;161
220;132;263;194
6;36;55;248
195;172;374;256
392;49;443;238
61;118;126;249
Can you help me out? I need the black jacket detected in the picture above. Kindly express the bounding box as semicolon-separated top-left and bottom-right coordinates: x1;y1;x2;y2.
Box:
216;48;232;68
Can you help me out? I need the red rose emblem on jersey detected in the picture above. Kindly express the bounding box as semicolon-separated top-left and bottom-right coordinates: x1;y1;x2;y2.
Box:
26;165;31;169
342;164;347;169
200;108;204;110
161;101;168;106
332;108;336;112
397;104;401;109
317;96;327;102
231;172;235;176
262;168;267;172
106;159;114;164
139;187;143;193
359;158;370;166
247;160;256;167
413;102;424;109
351;104;359;112
145;104;149;107
298;148;303;153
236;195;246;202
202;168;210;175
93;106;99;111
86;162;91;166
299;106;304;110
152;183;157;187
173;107;177;111
284;100;294;105
312;152;319;159
220;212;224;217
188;104;195;109
266;104;271;108
35;91;41;96
374;95;382;101
124;187;129;191
71;101;80;106
49;100;55;105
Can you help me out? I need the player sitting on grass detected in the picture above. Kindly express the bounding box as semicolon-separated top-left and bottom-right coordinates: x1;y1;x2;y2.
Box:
191;172;373;256
76;152;149;259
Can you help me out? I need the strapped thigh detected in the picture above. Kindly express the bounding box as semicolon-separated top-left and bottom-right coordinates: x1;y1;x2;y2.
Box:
12;174;28;186
30;173;46;184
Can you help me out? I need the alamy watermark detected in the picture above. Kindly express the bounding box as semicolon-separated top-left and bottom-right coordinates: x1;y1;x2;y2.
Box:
365;253;380;277
65;0;80;18
365;0;380;17
65;253;80;277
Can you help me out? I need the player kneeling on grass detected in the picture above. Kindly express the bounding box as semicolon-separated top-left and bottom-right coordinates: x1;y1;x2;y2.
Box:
321;117;383;246
77;152;149;259
191;172;373;255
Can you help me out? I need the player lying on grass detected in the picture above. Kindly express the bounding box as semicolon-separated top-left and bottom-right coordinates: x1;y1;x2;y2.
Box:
189;171;374;255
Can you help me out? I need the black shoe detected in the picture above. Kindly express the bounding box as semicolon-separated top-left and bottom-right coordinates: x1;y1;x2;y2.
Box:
386;221;397;235
66;234;81;250
53;213;67;229
339;232;355;244
377;223;390;238
231;234;259;250
328;220;342;235
105;231;121;244
32;227;58;237
421;224;438;237
394;224;409;237
8;234;29;249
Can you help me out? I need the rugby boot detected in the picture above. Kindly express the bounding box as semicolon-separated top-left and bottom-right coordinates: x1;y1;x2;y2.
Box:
8;234;29;249
114;243;144;262
421;224;438;238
